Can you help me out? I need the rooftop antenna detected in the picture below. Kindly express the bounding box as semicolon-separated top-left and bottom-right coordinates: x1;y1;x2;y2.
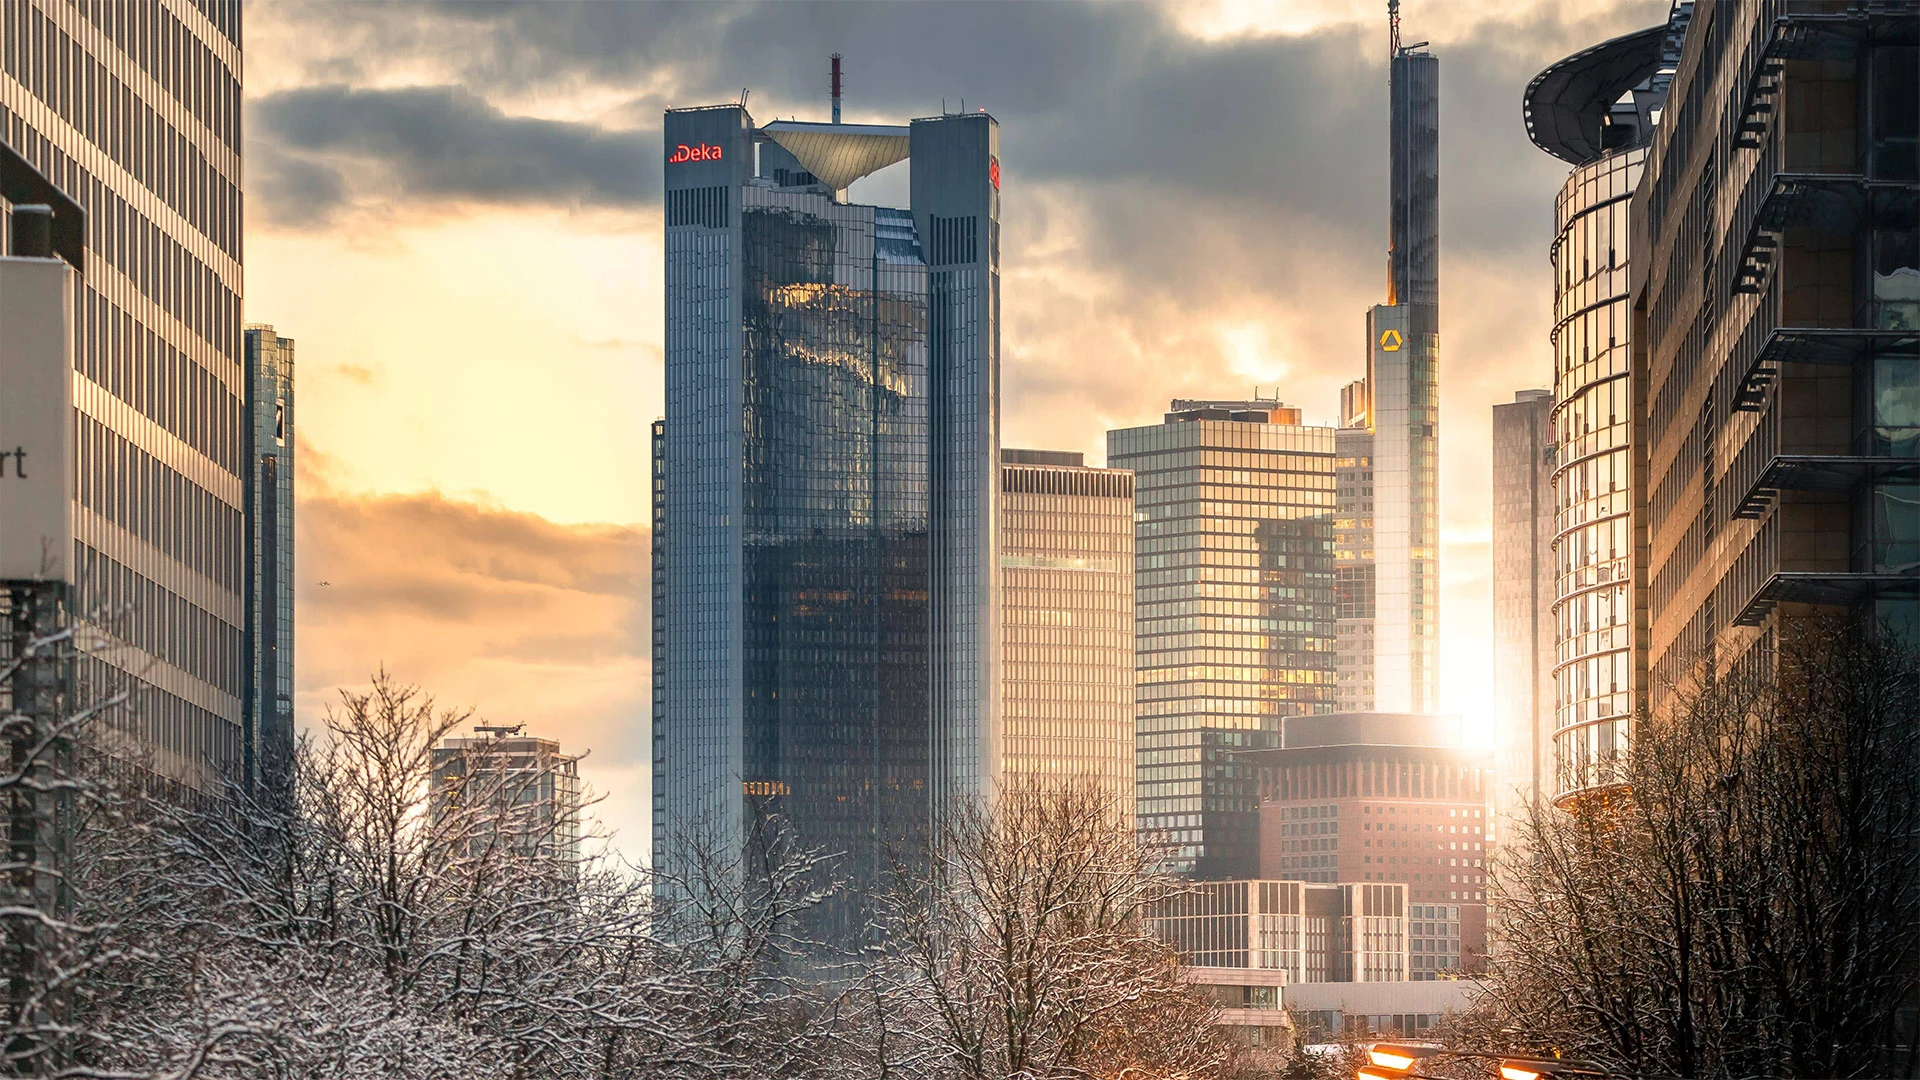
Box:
1388;0;1401;57
831;54;842;124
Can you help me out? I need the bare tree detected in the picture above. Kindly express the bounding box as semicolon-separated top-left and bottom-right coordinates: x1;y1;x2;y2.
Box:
874;781;1233;1080
14;671;857;1080
1481;620;1920;1079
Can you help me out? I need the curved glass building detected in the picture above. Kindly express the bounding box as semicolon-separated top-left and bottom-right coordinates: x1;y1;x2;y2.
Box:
1523;5;1688;799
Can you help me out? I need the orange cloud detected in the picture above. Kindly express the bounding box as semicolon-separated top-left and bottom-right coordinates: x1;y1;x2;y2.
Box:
295;472;651;854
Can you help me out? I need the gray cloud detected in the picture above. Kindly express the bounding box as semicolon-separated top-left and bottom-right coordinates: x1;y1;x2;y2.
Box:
249;83;658;226
245;1;1659;248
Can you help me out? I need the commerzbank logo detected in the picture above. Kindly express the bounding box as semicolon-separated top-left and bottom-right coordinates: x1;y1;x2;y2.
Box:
1379;328;1403;352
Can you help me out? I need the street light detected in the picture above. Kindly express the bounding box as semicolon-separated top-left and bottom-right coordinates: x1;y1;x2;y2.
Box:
1356;1042;1606;1080
1361;1043;1444;1079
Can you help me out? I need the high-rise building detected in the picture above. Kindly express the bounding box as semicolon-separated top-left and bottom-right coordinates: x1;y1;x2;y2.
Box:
1249;711;1490;977
1;2;247;792
1630;3;1918;718
1344;8;1440;715
654;102;1001;913
1490;389;1554;819
431;725;583;866
998;449;1134;814
1522;2;1685;798
1108;399;1336;878
1335;410;1376;712
243;325;294;800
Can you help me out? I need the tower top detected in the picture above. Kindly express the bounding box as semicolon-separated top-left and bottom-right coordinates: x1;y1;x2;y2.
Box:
831;54;843;124
1388;0;1400;58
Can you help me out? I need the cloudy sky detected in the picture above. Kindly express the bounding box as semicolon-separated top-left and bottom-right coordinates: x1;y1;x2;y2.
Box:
250;0;1666;860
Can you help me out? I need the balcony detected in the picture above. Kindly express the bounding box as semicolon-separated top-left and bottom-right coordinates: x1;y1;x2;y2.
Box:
1731;454;1920;519
1734;327;1920;411
1733;174;1919;296
1733;570;1920;626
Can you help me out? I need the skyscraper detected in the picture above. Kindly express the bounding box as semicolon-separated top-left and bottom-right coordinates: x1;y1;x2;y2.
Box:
1345;6;1439;714
1;2;246;791
243;325;294;800
1490;389;1553;818
1109;399;1336;878
1631;2;1917;714
998;449;1134;815
1522;2;1686;798
654;102;1000;913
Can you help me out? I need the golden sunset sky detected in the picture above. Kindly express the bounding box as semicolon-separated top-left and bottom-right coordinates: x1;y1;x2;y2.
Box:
246;0;1670;859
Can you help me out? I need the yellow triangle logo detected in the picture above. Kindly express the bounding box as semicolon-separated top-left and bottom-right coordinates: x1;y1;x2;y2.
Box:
1379;329;1403;352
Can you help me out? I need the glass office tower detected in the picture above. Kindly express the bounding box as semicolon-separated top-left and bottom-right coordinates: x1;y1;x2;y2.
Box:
1110;400;1336;878
655;105;1000;922
998;449;1134;816
243;325;294;800
1;2;246;792
1522;2;1685;799
1344;26;1440;715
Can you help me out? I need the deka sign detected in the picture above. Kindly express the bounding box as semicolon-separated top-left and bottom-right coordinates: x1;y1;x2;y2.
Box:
667;143;723;164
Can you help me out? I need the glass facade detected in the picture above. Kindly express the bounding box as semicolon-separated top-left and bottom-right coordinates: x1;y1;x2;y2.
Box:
1334;426;1376;711
1637;2;1919;714
1;1;246;791
243;325;293;799
998;453;1134;813
1109;411;1335;878
656;106;999;934
1550;149;1642;797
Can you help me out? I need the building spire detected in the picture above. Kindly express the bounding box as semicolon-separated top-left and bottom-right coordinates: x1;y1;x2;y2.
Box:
831;53;843;124
1388;0;1401;58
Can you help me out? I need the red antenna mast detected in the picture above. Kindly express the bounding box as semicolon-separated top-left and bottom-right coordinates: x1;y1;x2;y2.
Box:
831;54;843;124
1388;0;1401;57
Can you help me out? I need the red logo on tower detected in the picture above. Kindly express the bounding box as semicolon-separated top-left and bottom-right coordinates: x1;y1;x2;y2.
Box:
668;143;724;164
988;155;1000;191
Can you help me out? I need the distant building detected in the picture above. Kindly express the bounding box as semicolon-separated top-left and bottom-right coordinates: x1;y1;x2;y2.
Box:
1151;879;1409;983
1284;978;1481;1040
243;325;295;801
1108;400;1336;877
1247;712;1490;978
431;726;583;866
1490;389;1554;822
1335;419;1377;712
1151;878;1408;1050
999;449;1135;814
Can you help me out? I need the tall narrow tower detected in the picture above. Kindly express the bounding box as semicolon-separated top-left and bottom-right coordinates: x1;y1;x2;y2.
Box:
1347;2;1440;714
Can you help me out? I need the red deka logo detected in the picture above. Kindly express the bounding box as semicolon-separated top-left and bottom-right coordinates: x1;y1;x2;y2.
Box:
668;143;724;164
988;155;1001;191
